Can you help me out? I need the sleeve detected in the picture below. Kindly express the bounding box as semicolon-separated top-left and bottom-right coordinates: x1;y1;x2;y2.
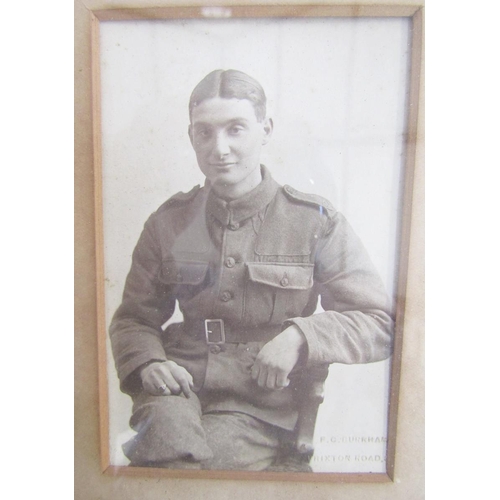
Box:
287;211;394;367
109;213;176;394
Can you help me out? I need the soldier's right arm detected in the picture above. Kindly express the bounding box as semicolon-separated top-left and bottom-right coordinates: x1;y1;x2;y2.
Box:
109;213;175;395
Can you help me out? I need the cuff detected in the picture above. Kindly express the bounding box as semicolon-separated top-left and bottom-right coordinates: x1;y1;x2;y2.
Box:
283;317;322;368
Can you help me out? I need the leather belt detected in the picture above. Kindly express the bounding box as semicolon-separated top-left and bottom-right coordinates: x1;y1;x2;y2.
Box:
183;319;282;344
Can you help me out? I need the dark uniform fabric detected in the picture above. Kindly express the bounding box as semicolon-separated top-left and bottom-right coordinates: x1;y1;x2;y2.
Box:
110;166;393;467
123;391;284;470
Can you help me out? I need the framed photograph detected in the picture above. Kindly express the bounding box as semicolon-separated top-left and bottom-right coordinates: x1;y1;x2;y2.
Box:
79;1;423;490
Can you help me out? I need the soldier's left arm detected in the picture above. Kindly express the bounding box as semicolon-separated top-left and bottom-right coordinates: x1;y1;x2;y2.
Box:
289;210;394;367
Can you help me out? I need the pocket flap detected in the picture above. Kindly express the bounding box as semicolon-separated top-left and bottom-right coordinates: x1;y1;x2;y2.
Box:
160;261;209;285
247;263;313;290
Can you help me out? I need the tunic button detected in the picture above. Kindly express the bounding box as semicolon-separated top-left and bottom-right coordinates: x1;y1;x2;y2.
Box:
228;222;240;231
225;257;236;268
209;345;221;354
220;291;233;302
280;277;289;287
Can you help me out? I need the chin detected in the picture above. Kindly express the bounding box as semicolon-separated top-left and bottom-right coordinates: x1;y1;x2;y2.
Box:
212;175;239;186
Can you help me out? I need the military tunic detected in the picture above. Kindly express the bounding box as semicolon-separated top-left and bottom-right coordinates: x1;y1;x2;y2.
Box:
110;166;393;465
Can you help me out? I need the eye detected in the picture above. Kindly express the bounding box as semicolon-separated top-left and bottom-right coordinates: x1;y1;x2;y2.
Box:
228;125;244;136
196;128;212;140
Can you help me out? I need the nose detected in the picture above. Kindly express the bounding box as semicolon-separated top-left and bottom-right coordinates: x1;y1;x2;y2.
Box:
212;131;230;158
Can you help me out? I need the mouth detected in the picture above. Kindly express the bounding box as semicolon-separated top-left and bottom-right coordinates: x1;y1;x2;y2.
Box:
210;163;236;169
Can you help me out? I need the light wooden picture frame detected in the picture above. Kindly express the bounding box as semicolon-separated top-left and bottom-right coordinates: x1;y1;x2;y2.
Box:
76;1;424;494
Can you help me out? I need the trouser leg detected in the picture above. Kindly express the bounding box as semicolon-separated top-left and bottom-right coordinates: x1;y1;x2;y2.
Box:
201;412;283;471
123;395;284;469
123;391;213;467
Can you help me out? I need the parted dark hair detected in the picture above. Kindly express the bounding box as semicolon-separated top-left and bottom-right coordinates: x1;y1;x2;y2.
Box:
189;69;267;122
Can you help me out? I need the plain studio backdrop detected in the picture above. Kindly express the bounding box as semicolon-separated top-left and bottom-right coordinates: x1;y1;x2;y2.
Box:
99;15;411;473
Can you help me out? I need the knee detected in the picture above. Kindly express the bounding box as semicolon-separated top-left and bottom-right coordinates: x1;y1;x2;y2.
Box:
130;393;201;432
124;393;213;465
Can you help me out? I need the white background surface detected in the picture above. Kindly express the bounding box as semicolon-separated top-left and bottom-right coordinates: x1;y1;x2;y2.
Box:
100;17;410;472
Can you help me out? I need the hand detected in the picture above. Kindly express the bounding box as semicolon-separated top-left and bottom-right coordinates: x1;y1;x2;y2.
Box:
141;360;194;398
251;325;306;390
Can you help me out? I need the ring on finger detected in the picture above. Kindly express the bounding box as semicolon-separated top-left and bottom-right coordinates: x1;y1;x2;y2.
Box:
157;384;168;393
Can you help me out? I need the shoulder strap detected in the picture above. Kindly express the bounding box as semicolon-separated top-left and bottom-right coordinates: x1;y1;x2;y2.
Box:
282;185;336;217
156;184;201;213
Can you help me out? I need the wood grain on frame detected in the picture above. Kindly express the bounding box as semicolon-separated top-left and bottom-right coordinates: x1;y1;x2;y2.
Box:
386;6;424;481
90;10;110;474
90;3;424;483
93;4;421;21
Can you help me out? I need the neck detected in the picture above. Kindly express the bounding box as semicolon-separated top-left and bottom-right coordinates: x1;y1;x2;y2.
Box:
212;167;263;201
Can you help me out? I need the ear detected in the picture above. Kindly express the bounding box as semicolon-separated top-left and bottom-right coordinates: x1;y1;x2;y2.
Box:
261;117;273;145
188;124;194;146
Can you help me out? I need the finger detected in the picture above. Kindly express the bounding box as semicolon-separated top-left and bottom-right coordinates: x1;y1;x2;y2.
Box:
175;373;192;398
149;369;173;396
266;371;277;390
147;368;165;386
181;370;194;390
142;369;163;393
142;378;157;394
157;385;172;396
159;369;182;395
143;376;171;396
169;365;194;396
149;372;173;396
276;371;290;389
257;367;268;388
140;363;160;388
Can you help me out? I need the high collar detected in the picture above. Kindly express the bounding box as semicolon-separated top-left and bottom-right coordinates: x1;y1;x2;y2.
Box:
206;165;280;226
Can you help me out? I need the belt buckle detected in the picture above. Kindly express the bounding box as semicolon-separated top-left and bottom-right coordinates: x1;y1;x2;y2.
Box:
204;319;225;345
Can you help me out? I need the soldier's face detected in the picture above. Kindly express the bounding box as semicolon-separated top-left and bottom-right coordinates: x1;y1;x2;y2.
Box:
189;97;272;198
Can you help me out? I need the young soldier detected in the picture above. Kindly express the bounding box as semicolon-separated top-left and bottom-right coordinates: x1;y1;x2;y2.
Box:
110;69;393;471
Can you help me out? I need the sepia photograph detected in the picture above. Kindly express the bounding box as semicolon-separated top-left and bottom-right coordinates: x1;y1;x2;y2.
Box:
91;5;422;480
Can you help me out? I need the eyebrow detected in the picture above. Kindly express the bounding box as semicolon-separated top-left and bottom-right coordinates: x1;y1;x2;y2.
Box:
192;118;251;128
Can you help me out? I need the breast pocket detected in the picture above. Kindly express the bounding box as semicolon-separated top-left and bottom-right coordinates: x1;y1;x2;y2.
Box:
244;263;314;324
158;260;211;299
